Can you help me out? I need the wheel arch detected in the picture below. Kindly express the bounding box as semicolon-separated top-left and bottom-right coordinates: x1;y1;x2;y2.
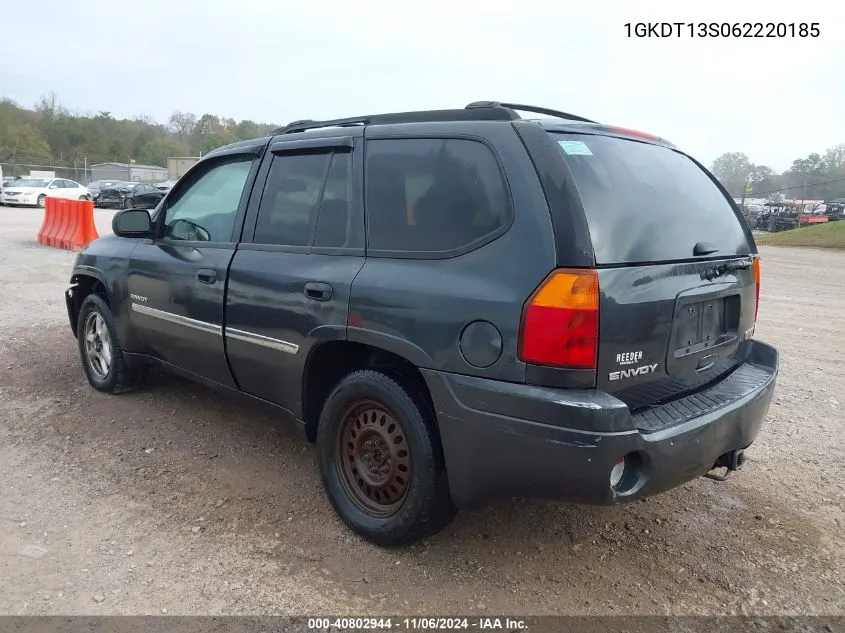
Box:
302;340;438;444
67;271;110;335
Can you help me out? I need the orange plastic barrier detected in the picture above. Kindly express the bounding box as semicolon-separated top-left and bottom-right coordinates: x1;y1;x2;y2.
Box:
38;196;99;251
799;214;829;225
37;197;57;245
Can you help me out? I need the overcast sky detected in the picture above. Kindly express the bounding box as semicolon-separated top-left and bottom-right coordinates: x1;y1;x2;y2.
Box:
1;0;842;172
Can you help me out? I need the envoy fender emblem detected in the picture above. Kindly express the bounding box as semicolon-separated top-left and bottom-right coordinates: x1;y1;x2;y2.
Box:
609;364;658;381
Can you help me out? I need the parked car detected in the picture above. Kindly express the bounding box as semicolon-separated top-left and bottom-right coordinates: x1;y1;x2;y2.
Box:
153;179;178;193
64;101;778;546
756;202;801;232
1;177;90;207
87;180;126;204
97;182;166;209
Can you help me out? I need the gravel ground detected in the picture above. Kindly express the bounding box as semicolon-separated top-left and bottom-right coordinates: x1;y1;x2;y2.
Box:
0;205;843;616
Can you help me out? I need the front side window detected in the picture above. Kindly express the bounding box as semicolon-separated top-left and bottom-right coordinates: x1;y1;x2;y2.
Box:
164;156;253;242
365;138;509;253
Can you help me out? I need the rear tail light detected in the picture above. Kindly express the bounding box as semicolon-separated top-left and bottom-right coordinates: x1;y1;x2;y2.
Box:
518;268;599;369
753;257;761;322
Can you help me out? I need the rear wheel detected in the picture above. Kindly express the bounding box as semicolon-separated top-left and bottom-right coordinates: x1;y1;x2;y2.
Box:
122;197;131;209
317;369;455;546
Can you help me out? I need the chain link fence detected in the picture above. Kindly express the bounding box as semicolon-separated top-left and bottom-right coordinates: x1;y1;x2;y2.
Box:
1;161;94;185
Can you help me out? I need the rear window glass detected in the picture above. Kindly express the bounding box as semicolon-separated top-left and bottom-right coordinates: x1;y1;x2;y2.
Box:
365;138;509;253
551;133;750;264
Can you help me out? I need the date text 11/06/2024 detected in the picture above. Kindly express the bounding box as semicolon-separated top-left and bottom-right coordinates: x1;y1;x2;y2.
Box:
625;22;820;38
307;618;528;631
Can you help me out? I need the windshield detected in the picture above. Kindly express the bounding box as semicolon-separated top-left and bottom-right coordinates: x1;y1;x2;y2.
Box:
551;133;751;264
12;179;51;188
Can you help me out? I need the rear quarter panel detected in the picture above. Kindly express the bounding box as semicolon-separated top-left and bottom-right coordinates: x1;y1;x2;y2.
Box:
349;123;557;382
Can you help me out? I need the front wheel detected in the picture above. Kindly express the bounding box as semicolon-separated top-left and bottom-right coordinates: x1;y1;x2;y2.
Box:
317;369;456;546
37;194;46;208
76;294;141;393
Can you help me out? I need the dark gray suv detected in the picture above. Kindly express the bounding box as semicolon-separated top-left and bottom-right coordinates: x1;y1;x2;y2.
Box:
65;102;779;545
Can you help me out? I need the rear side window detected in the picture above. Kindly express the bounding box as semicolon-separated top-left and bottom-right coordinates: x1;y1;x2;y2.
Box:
365;138;509;253
551;133;750;264
254;153;331;246
253;151;353;248
314;153;352;248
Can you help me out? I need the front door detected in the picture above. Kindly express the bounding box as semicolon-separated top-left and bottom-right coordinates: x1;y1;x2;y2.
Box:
224;134;365;416
126;150;262;387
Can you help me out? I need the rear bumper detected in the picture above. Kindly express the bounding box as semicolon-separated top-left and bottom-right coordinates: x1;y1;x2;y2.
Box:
423;340;778;508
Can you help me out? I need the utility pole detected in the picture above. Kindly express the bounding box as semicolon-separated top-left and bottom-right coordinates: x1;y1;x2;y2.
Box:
741;172;752;208
802;173;808;205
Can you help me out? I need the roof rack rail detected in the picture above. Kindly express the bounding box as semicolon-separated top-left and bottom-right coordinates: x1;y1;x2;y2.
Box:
466;101;597;124
272;106;521;135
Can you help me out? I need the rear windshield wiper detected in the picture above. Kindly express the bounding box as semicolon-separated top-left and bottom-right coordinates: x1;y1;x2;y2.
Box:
702;257;753;281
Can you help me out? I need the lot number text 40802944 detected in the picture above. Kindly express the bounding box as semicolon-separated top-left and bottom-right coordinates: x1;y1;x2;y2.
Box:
624;22;820;38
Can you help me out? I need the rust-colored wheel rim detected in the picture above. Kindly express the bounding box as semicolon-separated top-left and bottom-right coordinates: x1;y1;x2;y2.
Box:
335;401;411;518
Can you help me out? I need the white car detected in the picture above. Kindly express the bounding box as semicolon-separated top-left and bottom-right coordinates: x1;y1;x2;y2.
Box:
0;178;91;207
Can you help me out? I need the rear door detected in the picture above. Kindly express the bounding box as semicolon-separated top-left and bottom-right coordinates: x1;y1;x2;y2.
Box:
224;133;365;417
549;132;757;411
126;147;263;387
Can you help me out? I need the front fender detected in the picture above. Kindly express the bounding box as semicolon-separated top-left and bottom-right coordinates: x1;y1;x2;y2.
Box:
68;235;140;350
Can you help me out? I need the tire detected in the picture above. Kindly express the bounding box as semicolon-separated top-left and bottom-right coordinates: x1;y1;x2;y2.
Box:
122;197;132;210
317;369;456;546
79;195;89;201
37;194;46;208
76;293;140;393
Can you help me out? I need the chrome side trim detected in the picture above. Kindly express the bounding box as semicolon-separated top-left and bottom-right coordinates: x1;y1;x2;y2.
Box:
130;303;222;335
225;327;299;355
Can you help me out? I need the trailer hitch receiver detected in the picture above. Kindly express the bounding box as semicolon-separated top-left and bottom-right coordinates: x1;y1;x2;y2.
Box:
703;448;746;482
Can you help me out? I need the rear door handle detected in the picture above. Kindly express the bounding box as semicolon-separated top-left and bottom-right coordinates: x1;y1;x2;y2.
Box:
304;281;333;301
196;268;217;284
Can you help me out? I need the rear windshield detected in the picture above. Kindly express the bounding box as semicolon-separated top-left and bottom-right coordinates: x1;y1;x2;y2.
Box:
551;133;751;264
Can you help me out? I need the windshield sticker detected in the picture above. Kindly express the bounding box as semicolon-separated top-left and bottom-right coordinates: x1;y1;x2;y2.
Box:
557;140;593;156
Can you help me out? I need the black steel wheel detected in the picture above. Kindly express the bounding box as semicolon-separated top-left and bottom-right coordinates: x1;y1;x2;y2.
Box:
317;369;455;546
335;401;412;518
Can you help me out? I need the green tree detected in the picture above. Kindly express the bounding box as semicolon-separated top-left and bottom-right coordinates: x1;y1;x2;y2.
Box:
137;137;190;167
0;123;52;163
188;113;237;155
711;152;754;197
168;110;197;141
746;165;774;195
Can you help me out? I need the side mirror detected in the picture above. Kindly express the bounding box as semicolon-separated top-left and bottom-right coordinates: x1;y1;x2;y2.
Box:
113;208;152;238
167;218;210;242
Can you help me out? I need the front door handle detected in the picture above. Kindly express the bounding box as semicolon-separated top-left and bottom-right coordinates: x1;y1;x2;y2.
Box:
196;268;217;284
304;281;333;301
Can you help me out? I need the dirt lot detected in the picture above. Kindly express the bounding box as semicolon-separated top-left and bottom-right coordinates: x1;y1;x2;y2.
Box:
0;206;843;616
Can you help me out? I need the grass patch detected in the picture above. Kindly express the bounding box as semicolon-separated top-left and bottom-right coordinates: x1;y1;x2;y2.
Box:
755;220;845;249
